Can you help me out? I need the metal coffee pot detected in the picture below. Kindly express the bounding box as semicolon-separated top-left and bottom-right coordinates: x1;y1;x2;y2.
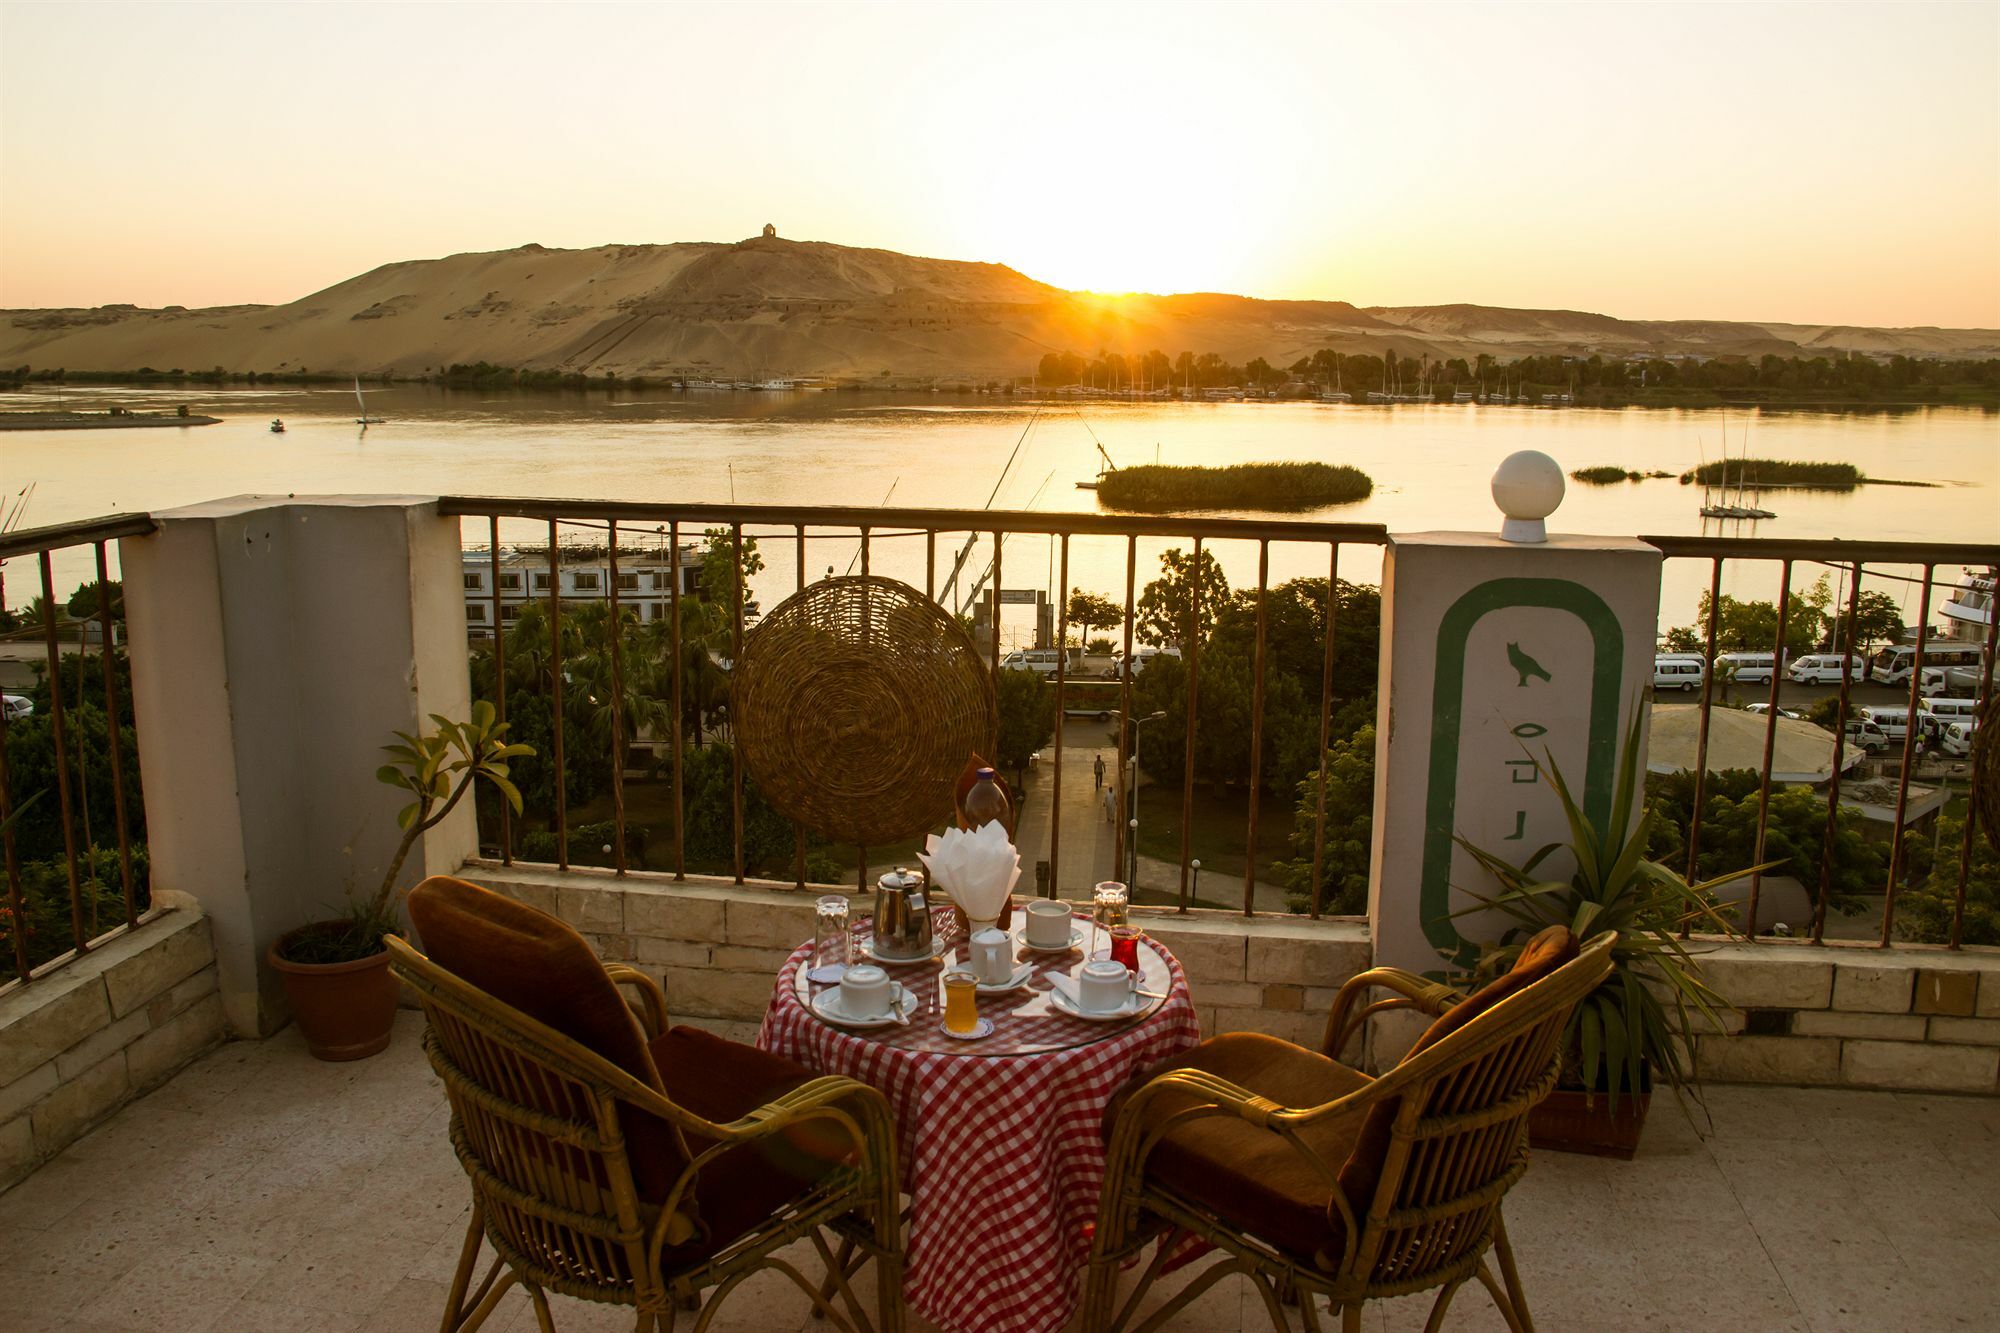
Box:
871;867;933;961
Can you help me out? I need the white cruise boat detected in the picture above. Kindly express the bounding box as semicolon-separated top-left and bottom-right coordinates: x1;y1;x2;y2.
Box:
1938;566;1996;643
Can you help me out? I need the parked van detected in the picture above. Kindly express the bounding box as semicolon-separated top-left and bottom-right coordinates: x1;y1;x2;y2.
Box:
1871;642;1986;687
1788;654;1866;685
1941;721;1976;758
1106;645;1182;678
1;694;30;722
1652;654;1706;693
1857;706;1937;746
1843;718;1892;753
1714;651;1783;685
1924;697;1981;726
999;647;1078;677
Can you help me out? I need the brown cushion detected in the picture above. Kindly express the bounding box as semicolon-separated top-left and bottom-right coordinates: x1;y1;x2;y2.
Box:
407;875;686;1198
1337;925;1580;1216
1108;1033;1373;1269
650;1027;860;1264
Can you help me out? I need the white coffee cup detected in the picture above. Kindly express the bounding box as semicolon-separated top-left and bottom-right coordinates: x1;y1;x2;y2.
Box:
1076;959;1135;1014
970;928;1013;984
1025;900;1072;948
838;963;893;1018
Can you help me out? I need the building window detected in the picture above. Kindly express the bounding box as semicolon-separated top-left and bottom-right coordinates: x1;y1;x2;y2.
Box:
532;573;550;591
499;572;522;591
652;571;669;590
501;604;523;622
463;573;483;591
466;603;488;622
573;572;601;591
616;572;640;590
647;602;665;621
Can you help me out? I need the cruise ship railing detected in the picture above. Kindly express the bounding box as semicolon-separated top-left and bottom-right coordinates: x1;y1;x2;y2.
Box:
438;498;1390;918
1641;537;1998;949
0;513;157;989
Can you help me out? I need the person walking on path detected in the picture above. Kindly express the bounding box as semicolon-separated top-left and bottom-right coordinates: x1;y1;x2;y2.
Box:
1093;753;1105;792
1101;785;1115;823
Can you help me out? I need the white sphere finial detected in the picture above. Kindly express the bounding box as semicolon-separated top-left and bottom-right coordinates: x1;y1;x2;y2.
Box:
1491;450;1565;543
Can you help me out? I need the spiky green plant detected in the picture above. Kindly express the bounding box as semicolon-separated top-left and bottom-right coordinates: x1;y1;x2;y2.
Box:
1453;712;1765;1116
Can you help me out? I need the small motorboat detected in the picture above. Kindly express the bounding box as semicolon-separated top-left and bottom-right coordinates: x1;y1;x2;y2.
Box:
269;419;286;433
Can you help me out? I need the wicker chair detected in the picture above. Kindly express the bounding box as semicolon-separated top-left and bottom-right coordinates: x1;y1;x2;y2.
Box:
1083;929;1615;1333
387;926;903;1333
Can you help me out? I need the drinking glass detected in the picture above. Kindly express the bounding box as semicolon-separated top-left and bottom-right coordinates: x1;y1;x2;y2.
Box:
809;894;852;984
942;970;980;1034
1092;881;1129;955
1107;925;1143;974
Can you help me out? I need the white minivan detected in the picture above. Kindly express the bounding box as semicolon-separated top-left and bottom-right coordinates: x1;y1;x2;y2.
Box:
1788;654;1866;685
1106;645;1182;678
1941;721;1976;758
1715;651;1782;685
1858;706;1937;746
999;648;1078;677
1843;718;1892;752
1924;697;1981;726
1652;655;1706;693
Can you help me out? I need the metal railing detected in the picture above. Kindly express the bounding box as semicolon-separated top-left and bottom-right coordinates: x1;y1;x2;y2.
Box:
439;498;1390;917
0;513;157;988
1642;536;1998;949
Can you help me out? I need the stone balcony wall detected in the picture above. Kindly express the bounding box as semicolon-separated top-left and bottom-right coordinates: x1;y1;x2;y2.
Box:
462;865;2000;1095
462;864;1374;1055
1694;941;2000;1094
0;905;226;1191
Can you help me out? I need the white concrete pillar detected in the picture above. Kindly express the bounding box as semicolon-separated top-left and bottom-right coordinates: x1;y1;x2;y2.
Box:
1367;456;1662;1008
120;496;475;1037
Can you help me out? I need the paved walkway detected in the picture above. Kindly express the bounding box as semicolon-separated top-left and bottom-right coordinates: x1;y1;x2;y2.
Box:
1013;742;1289;911
7;1011;1996;1331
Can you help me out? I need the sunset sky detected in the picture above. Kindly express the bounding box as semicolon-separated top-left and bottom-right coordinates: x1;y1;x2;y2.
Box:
2;0;1995;326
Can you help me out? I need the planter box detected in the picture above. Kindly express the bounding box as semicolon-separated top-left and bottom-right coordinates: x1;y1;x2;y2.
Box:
1529;1087;1650;1159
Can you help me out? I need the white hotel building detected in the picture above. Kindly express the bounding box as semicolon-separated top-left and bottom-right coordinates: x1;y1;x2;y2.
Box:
460;542;707;638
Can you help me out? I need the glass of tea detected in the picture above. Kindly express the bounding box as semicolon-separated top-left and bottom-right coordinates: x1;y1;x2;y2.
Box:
1092;881;1129;957
942;969;981;1035
1107;925;1143;974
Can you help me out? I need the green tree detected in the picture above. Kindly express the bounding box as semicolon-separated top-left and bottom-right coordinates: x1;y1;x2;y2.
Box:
1825;590;1904;654
698;526;764;624
993;667;1055;778
1896;808;1998;946
1135;546;1228;648
1065;589;1122;649
1276;721;1377;915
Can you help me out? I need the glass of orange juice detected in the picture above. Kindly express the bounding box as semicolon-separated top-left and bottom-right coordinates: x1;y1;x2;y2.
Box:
942;969;980;1035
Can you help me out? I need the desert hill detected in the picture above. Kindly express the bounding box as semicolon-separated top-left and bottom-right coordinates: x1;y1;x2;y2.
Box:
4;233;1994;379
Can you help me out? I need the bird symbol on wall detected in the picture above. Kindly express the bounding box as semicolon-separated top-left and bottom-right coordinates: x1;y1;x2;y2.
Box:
1506;642;1552;687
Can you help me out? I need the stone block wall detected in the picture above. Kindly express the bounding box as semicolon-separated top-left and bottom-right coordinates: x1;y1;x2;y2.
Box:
464;865;1374;1049
464;865;2000;1095
0;907;226;1191
1694;942;2000;1093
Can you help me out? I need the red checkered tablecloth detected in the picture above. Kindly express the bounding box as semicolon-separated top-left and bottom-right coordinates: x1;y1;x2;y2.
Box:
756;916;1201;1333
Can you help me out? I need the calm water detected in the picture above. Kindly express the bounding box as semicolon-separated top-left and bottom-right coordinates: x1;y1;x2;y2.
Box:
4;384;1994;639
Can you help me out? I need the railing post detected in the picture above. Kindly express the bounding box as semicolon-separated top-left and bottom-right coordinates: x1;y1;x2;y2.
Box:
1367;459;1662;1041
120;497;476;1037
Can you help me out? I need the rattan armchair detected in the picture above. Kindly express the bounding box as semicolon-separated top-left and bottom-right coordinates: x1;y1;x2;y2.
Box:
1083;930;1615;1333
388;934;904;1333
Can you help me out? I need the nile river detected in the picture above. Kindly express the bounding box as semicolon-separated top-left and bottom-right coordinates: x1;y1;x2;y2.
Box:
4;384;1994;639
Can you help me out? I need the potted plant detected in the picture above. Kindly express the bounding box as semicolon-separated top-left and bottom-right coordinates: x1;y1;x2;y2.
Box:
269;702;527;1061
1454;714;1759;1157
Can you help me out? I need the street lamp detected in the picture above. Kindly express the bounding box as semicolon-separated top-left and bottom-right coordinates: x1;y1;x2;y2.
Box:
1125;710;1167;888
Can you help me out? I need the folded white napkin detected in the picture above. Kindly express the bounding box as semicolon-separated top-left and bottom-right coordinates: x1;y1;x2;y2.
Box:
919;820;1021;922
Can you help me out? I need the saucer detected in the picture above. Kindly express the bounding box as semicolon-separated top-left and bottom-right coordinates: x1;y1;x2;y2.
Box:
1018;927;1085;954
1048;985;1144;1022
866;935;947;964
941;1018;995;1041
811;984;918;1029
974;964;1034;994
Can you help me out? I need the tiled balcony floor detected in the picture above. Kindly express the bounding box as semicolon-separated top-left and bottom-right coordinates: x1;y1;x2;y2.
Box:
5;1011;1997;1332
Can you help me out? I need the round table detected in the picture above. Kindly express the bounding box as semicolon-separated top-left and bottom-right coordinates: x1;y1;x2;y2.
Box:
756;909;1200;1333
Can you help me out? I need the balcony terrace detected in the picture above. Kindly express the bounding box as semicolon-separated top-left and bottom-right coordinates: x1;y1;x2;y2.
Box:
1;492;1996;1332
7;1009;1997;1332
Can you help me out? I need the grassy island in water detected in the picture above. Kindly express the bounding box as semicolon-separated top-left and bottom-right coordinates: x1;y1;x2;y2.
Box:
1679;460;1863;489
1096;462;1373;512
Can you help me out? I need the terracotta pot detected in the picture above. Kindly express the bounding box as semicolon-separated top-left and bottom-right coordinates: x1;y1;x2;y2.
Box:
269;924;398;1062
1529;1086;1651;1159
